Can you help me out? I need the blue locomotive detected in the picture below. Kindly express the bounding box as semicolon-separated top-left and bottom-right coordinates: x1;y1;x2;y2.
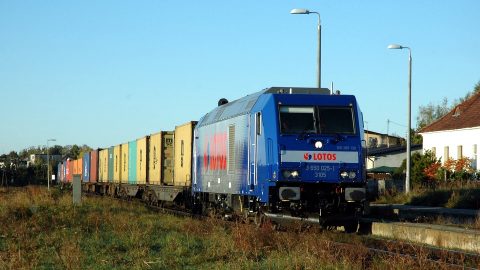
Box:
193;87;367;230
64;86;367;231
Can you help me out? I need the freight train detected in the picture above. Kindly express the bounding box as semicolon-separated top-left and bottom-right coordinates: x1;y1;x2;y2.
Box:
57;87;367;231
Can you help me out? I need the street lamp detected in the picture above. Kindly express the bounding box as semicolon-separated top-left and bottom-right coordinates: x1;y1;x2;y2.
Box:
47;138;56;191
290;8;321;88
388;43;412;194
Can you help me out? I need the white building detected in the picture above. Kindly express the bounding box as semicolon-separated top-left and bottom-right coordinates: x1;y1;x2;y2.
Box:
366;144;423;170
420;93;480;170
28;154;63;167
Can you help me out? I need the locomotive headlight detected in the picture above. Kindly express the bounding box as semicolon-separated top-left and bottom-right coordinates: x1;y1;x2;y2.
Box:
282;170;300;179
348;171;356;179
340;171;348;179
314;141;323;149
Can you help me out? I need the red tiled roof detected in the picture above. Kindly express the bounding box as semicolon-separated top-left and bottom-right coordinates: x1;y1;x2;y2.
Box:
420;92;480;133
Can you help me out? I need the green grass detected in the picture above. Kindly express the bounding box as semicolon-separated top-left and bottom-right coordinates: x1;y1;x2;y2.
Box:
0;186;454;269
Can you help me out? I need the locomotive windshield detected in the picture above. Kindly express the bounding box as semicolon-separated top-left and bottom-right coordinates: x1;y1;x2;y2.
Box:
280;106;355;135
280;106;316;134
318;107;355;134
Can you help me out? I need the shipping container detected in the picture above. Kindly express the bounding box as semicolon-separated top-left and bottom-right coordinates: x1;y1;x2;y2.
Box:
136;136;148;184
63;160;67;183
114;145;122;183
149;131;174;185
174;121;197;186
121;143;129;183
57;162;63;183
72;159;76;175
108;146;114;182
90;149;99;183
99;148;109;182
73;158;83;179
128;140;137;184
83;152;90;182
66;159;73;182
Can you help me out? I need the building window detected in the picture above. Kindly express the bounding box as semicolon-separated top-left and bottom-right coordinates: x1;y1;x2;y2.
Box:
457;145;463;159
473;144;478;170
431;147;436;156
444;146;449;163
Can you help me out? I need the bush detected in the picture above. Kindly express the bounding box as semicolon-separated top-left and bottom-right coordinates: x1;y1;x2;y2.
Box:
445;189;480;209
408;190;452;206
396;150;439;188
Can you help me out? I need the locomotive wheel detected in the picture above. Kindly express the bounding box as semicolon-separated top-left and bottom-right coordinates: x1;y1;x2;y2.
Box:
343;221;359;233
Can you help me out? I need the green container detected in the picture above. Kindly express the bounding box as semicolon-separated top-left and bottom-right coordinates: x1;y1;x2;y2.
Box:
128;140;137;184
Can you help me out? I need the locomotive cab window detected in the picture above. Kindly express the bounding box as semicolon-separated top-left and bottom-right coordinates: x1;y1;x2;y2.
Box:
280;106;316;134
318;107;355;135
280;106;355;135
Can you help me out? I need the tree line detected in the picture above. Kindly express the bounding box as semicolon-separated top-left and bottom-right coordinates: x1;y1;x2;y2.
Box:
0;144;92;187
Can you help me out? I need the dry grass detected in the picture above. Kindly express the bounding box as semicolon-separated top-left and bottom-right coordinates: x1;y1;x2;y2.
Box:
0;186;468;269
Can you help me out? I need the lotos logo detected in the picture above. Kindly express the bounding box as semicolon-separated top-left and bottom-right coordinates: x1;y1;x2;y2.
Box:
304;152;337;161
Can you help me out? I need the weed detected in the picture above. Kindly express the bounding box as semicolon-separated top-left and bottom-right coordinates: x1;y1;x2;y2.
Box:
0;187;463;269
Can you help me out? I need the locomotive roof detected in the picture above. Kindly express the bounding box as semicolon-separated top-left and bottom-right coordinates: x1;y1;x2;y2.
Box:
197;87;331;127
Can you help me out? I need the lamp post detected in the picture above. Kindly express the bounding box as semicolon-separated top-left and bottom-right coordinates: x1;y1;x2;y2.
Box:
47;138;56;191
388;44;412;194
290;8;321;88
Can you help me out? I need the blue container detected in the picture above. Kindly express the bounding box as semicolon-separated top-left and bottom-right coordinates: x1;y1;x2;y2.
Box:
128;140;137;184
108;147;114;182
63;161;67;183
83;152;90;182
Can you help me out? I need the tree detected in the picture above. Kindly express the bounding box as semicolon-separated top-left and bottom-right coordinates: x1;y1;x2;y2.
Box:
411;128;423;145
474;80;480;93
62;144;90;159
8;151;19;160
452;80;480;108
49;145;63;156
78;144;93;159
62;145;80;159
416;98;450;129
395;150;439;188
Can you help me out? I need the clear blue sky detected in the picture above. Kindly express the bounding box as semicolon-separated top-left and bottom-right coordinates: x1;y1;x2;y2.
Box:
1;1;479;154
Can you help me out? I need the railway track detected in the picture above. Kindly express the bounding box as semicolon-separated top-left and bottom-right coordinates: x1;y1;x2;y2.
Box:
358;236;480;269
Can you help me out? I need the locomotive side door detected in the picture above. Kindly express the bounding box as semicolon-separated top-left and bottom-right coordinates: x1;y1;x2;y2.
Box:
249;112;261;191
